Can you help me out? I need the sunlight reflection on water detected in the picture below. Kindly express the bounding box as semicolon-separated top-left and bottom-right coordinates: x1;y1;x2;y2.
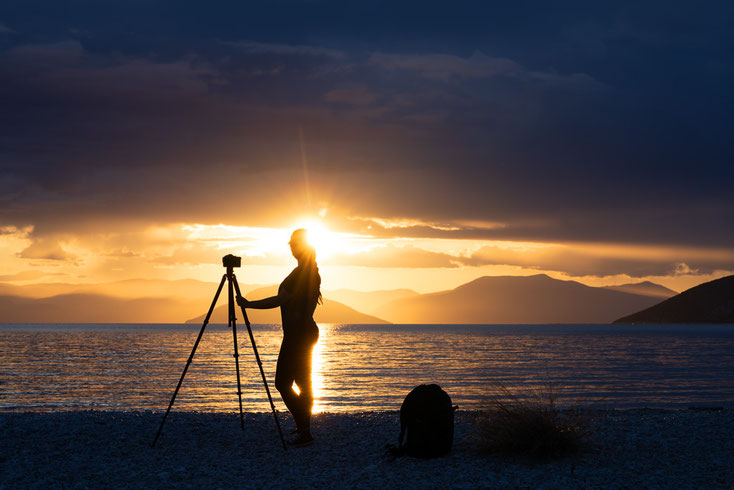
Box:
1;323;733;412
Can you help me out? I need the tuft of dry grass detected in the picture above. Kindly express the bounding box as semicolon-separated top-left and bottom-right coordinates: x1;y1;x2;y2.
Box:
477;383;594;460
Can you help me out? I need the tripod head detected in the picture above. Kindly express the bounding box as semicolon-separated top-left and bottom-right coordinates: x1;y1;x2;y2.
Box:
222;254;242;278
222;254;241;269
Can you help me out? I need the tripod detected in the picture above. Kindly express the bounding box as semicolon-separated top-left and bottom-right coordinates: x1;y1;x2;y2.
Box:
152;254;286;449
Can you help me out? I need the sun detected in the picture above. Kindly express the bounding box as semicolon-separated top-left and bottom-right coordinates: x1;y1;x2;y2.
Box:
292;219;342;259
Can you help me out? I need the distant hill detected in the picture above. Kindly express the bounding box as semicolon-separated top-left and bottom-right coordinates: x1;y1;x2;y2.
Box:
0;293;206;323
0;281;385;324
323;288;419;315
604;281;677;299
614;275;734;324
0;278;265;301
0;278;270;323
375;274;661;324
185;285;389;324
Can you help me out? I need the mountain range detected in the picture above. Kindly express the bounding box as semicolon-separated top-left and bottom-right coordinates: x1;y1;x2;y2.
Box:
0;278;238;301
0;275;688;324
0;293;194;323
374;274;670;324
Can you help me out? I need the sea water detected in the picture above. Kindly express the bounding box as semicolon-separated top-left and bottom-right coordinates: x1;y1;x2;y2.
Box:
1;323;733;412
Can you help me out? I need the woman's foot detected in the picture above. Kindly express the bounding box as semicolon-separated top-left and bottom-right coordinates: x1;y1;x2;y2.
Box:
288;431;314;447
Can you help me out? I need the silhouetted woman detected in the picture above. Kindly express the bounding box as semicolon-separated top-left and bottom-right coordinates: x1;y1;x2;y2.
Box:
237;228;321;446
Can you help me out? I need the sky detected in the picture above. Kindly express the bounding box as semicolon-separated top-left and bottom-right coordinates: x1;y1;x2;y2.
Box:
1;0;733;293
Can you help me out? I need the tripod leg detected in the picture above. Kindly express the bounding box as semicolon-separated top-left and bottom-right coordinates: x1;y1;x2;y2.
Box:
232;275;287;450
227;271;246;430
152;274;227;448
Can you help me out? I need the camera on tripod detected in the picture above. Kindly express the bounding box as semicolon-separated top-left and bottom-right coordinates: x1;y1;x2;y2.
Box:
153;251;286;449
222;254;241;268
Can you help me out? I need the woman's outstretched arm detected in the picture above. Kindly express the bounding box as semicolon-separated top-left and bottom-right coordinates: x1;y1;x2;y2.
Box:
237;288;291;309
239;295;279;309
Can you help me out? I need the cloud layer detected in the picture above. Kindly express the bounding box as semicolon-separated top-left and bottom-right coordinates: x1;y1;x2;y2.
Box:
1;1;733;284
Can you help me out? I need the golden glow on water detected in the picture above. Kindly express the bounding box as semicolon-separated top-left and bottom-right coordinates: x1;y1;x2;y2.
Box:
310;325;328;413
3;324;734;413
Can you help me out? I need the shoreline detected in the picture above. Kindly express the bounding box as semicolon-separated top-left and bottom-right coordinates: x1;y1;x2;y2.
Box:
2;409;732;488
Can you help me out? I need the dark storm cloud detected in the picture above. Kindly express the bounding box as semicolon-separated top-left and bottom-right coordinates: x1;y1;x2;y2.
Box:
222;40;345;59
1;0;733;251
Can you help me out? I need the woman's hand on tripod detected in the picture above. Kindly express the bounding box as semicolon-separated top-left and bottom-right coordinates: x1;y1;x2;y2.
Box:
236;295;250;308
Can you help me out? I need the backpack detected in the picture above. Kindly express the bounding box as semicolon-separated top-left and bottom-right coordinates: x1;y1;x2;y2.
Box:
397;384;457;458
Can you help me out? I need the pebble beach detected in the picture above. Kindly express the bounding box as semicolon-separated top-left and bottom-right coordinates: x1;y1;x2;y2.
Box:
2;409;732;488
